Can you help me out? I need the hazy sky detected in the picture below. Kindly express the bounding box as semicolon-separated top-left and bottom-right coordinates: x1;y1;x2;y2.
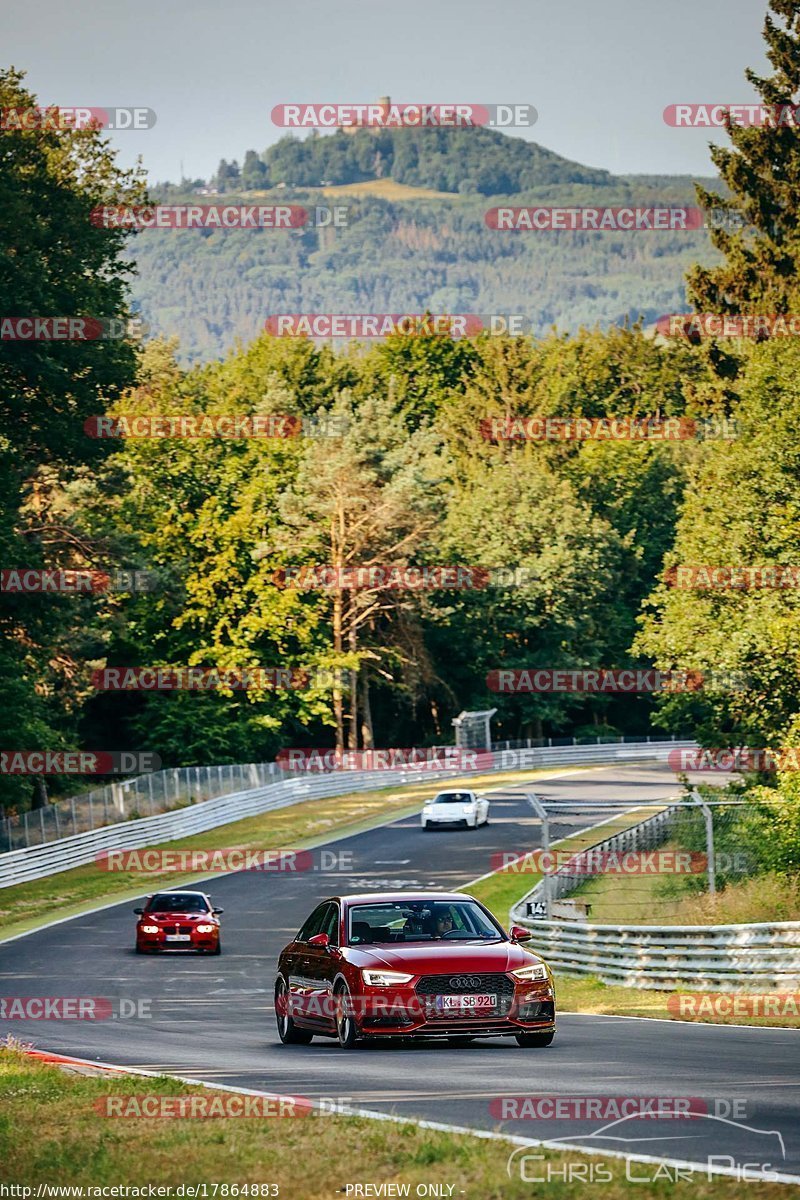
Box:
5;0;770;184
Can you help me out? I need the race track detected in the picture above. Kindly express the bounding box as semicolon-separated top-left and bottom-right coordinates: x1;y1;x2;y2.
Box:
2;762;799;1180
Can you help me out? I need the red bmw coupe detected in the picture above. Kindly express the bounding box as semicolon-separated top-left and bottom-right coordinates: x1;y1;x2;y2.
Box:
134;890;223;954
274;892;555;1048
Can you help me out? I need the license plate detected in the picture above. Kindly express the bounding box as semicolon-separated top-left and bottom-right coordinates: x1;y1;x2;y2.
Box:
165;934;191;942
436;993;496;1011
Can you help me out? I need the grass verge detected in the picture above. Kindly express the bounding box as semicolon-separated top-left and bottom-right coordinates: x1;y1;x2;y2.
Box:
571;860;800;926
0;1046;790;1197
0;765;580;942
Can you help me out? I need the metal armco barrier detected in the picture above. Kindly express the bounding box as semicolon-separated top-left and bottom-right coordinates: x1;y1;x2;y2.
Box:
0;740;692;889
514;918;800;991
511;807;800;990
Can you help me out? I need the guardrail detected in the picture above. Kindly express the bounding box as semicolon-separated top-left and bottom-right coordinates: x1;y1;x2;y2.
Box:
514;917;800;990
0;739;693;889
0;732;689;853
511;807;800;990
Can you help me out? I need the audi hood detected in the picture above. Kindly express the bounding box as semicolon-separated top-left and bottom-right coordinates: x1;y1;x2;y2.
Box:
342;941;545;974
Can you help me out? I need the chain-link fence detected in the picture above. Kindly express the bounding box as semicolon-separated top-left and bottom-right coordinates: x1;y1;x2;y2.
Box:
0;733;689;854
0;761;285;853
547;794;758;923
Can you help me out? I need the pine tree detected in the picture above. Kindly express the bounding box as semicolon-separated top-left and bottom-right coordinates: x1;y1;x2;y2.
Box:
688;0;800;314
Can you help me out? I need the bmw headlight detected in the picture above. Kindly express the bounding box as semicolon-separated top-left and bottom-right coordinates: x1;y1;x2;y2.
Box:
511;963;549;981
141;925;159;934
362;969;414;987
196;924;215;933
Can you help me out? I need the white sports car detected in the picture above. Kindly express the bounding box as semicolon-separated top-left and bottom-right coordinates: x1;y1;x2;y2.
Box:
421;790;490;830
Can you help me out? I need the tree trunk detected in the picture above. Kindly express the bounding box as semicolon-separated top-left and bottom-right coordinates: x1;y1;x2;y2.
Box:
333;589;344;752
360;672;374;749
347;620;358;750
430;698;442;740
31;776;48;810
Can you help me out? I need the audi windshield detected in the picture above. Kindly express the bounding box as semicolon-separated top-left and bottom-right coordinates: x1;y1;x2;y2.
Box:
348;900;504;944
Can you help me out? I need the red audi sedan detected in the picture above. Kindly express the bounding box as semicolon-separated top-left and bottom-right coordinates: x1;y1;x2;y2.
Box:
274;892;555;1048
134;890;223;954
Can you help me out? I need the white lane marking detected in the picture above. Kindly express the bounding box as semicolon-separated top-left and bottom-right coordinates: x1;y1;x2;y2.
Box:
20;1048;800;1185
559;1011;800;1033
374;860;411;864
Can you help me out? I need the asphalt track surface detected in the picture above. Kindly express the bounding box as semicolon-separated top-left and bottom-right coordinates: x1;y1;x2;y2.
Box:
1;762;799;1181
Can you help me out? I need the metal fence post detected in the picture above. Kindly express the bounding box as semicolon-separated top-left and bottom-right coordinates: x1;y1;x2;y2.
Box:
526;792;551;919
692;790;716;896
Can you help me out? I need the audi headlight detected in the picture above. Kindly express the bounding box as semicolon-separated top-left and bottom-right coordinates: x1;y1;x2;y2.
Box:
141;925;159;934
196;924;215;933
511;963;549;981
361;969;414;987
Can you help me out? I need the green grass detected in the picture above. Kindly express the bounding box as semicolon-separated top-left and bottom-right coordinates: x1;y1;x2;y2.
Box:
0;764;583;941
572;861;800;926
0;1046;790;1197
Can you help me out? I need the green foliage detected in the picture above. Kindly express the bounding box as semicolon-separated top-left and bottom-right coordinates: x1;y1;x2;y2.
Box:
688;0;800;314
636;339;800;746
262;126;614;194
0;68;144;808
135;178;719;364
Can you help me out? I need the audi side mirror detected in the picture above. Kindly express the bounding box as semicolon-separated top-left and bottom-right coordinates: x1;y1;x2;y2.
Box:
510;925;532;942
308;932;330;948
133;908;144;915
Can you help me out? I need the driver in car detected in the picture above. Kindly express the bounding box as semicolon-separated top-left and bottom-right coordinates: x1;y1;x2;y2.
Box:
434;910;454;937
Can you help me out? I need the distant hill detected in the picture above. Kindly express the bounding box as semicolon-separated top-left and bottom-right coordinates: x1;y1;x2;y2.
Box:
134;129;721;363
253;126;615;195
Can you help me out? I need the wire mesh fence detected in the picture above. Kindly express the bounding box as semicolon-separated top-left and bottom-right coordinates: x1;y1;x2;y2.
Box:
0;733;689;854
547;797;759;923
0;761;285;853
